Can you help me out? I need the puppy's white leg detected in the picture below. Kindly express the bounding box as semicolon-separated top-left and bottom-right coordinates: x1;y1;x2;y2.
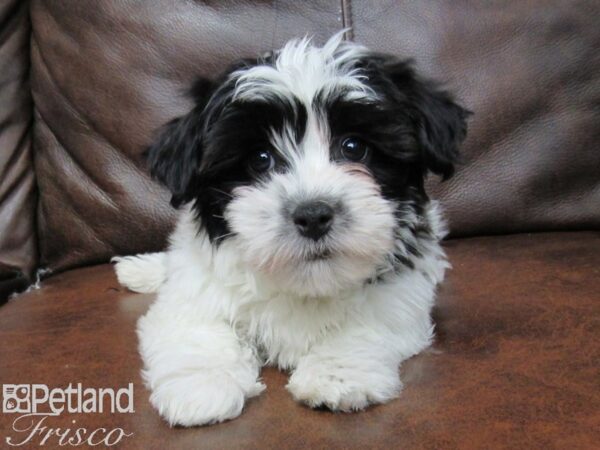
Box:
112;252;166;293
138;302;264;427
287;322;432;412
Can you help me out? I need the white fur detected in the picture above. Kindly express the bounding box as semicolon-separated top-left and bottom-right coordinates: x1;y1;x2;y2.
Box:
112;253;167;294
233;31;375;107
114;35;451;427
115;201;447;426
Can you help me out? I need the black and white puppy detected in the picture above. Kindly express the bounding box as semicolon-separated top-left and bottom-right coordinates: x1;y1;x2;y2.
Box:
114;33;469;426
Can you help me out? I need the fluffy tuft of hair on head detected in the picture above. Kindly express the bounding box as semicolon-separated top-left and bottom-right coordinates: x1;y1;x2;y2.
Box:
232;32;375;106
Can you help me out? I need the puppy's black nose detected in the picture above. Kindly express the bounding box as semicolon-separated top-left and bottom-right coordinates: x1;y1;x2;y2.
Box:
292;202;334;241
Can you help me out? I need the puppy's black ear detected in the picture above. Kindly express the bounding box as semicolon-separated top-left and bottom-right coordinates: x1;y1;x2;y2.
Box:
384;60;471;179
146;78;215;207
413;79;470;179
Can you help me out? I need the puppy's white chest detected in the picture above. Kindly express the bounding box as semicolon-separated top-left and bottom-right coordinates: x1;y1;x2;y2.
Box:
233;293;354;369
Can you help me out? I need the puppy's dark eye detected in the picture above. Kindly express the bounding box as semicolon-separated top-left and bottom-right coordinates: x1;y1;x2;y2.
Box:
340;137;369;162
248;150;274;173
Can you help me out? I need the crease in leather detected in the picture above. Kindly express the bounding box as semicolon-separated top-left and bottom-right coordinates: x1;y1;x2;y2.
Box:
0;0;37;285
35;112;119;250
0;0;25;47
30;38;126;204
0;121;34;204
31;27;129;178
33;103;119;213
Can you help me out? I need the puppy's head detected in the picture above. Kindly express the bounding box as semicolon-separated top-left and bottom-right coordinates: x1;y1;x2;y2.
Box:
148;34;469;296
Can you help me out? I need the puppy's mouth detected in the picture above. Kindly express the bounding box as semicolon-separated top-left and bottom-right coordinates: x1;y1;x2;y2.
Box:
305;249;332;261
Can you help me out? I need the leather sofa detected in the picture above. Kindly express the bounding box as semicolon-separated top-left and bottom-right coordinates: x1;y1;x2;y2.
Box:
1;1;598;448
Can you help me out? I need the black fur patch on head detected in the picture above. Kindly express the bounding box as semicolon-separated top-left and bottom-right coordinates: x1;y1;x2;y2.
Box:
376;58;470;180
321;54;470;205
322;53;470;271
196;95;307;241
325;97;427;205
146;58;307;242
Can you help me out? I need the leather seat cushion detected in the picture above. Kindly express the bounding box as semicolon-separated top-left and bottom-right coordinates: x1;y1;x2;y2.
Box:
1;232;598;448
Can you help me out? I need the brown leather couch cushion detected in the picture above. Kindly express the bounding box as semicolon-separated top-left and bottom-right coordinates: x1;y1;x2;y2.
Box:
30;1;600;274
0;0;37;292
1;233;598;448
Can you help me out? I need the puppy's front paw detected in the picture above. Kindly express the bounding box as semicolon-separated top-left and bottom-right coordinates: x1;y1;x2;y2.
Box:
147;372;265;427
287;358;401;412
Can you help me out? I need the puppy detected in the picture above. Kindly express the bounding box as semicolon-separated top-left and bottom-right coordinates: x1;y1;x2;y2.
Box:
114;33;469;427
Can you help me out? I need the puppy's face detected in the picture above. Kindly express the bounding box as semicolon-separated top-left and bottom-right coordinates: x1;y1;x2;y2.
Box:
148;35;469;296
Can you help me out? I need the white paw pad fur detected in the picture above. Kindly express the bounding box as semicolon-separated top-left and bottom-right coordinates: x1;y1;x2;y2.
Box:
286;359;402;412
147;372;265;427
112;253;166;294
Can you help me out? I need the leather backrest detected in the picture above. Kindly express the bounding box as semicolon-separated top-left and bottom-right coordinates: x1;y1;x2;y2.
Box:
0;0;37;296
29;0;600;273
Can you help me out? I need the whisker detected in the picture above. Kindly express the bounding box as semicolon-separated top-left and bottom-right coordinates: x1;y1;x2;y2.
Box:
209;187;234;199
214;231;235;241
